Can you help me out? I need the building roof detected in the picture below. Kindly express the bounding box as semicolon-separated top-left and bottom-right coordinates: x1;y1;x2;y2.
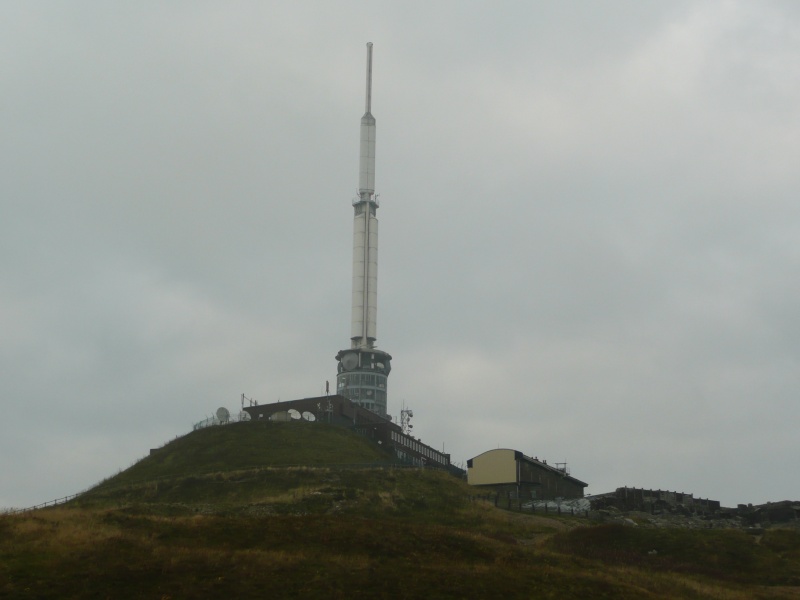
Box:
243;394;399;430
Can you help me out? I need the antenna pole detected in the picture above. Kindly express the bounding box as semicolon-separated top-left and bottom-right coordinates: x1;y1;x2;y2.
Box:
365;42;373;114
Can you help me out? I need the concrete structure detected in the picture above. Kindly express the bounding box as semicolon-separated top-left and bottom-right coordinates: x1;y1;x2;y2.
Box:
467;449;587;500
335;43;392;418
243;395;453;470
590;487;721;514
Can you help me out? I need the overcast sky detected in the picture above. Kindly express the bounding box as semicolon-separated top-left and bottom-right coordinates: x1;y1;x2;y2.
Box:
3;1;799;509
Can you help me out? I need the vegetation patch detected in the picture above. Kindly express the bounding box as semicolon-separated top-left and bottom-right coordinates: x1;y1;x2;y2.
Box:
547;524;800;586
4;423;799;598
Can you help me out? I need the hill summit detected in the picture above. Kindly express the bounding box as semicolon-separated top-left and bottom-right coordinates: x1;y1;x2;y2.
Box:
76;420;467;516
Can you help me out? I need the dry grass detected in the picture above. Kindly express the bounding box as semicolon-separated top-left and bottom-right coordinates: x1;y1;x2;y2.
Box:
3;505;799;599
5;424;798;598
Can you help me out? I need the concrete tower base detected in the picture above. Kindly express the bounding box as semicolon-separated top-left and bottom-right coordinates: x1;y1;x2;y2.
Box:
335;348;392;418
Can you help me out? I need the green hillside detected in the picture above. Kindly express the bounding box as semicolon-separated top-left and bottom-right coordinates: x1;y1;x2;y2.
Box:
2;420;799;599
89;420;396;489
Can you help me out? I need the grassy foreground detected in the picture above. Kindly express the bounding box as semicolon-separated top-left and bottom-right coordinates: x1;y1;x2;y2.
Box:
2;422;799;599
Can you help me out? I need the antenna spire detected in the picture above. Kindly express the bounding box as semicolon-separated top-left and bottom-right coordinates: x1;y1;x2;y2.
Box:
365;42;373;114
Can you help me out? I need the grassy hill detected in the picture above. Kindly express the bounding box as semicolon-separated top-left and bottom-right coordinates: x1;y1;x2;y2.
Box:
2;421;799;599
80;420;396;502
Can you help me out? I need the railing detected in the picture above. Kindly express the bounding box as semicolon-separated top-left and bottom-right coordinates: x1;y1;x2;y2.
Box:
4;492;82;515
192;411;251;431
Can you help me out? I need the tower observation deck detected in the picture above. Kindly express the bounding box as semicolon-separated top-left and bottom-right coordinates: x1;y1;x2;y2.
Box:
335;43;392;418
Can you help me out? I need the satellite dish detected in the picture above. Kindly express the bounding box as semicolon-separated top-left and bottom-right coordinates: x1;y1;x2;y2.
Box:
342;352;359;371
216;407;230;422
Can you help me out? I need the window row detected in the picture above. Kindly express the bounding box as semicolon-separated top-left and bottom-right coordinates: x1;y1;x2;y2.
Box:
338;373;387;388
346;389;386;402
390;431;445;464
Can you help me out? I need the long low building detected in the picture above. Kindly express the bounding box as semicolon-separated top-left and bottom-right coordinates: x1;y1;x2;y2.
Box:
467;448;587;500
590;487;721;513
243;395;453;471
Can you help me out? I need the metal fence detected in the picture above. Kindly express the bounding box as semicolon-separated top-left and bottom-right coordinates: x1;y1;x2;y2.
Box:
192;411;251;431
4;492;83;515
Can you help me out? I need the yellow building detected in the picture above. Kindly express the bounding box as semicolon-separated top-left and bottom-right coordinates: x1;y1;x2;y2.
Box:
467;449;587;500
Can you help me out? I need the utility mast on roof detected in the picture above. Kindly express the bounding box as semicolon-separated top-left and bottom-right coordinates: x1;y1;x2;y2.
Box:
335;43;392;418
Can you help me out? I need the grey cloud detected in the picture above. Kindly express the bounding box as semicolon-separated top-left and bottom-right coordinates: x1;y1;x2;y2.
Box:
2;1;799;508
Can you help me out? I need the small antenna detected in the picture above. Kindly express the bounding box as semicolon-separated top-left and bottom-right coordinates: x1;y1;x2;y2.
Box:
400;401;413;435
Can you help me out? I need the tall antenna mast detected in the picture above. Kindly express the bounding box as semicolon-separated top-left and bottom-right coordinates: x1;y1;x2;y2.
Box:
354;42;377;344
335;43;392;419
